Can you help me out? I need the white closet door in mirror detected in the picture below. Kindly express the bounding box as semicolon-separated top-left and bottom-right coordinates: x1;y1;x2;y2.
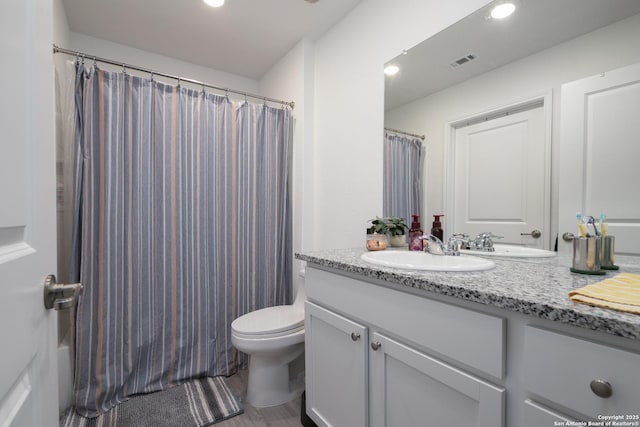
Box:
450;105;549;249
559;62;640;256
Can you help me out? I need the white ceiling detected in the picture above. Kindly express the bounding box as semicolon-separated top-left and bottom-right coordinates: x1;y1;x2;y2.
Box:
384;0;640;110
62;0;361;80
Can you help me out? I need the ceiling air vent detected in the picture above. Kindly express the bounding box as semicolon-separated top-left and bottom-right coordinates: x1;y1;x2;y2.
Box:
450;53;477;68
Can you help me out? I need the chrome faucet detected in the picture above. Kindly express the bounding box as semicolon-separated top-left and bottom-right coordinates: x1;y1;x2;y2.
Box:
455;232;503;252
474;232;503;251
419;234;460;256
448;232;503;252
448;233;470;253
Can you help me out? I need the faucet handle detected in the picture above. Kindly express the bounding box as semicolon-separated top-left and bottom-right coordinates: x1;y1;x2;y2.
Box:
476;232;503;241
474;232;503;251
451;232;469;239
477;231;501;238
450;233;469;244
448;233;469;250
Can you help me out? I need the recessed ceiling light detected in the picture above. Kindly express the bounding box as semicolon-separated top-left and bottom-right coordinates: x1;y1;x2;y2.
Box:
490;2;516;19
384;65;400;76
204;0;224;7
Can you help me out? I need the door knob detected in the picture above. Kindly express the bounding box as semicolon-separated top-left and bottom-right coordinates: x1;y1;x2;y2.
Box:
43;274;83;310
562;232;575;242
351;332;361;341
371;341;381;351
520;229;542;238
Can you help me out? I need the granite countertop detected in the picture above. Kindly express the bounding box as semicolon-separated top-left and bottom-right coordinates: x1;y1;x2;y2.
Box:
295;248;640;340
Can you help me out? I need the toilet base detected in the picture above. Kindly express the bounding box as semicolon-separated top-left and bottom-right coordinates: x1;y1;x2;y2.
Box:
246;343;305;408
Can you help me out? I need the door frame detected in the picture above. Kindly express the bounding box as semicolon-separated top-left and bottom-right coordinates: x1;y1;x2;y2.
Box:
443;93;553;249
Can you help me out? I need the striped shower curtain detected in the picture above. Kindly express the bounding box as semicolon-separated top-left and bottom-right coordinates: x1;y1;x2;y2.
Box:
72;65;292;417
383;133;423;226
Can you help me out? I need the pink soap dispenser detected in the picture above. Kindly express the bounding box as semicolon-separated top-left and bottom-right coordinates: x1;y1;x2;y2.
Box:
431;215;444;242
408;214;423;251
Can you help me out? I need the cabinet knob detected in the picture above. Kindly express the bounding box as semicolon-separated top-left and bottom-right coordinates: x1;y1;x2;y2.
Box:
371;341;381;351
351;332;360;341
590;379;613;398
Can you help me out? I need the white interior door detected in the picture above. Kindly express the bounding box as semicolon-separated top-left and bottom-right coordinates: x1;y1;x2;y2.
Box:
558;62;640;256
450;104;549;248
0;1;59;426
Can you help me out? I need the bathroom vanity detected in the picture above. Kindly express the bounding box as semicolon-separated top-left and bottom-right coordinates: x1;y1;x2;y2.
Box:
296;248;640;427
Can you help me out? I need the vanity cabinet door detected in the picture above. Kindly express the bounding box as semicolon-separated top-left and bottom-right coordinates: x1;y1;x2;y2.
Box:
369;332;505;427
523;399;576;427
305;301;368;427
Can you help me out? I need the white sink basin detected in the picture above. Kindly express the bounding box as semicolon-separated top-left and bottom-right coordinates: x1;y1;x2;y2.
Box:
459;244;557;258
360;251;495;272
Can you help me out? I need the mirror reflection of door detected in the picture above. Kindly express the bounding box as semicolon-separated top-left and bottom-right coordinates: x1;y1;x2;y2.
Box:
559;62;640;256
448;102;549;249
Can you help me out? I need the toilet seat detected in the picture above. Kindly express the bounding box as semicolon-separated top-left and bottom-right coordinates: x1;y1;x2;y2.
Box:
232;305;304;339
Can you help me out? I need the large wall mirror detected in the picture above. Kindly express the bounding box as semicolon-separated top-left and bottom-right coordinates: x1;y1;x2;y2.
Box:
384;0;640;254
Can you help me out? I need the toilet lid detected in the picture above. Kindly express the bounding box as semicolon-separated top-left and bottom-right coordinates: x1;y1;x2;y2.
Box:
232;305;304;336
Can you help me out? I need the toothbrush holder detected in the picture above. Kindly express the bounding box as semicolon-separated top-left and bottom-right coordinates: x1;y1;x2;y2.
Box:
600;235;619;270
570;236;605;275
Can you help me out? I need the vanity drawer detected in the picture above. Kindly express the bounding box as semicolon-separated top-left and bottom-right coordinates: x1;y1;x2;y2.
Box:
523;326;640;419
306;267;505;378
523;399;576;427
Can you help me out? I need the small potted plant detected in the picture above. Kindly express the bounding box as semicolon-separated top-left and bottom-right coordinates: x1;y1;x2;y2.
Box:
383;216;409;247
366;216;408;249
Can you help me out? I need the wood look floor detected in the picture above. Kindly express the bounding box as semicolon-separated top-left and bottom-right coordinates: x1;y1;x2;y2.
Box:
218;369;303;427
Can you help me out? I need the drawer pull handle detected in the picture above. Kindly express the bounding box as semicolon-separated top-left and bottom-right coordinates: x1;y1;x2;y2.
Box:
351;332;360;341
590;379;613;398
371;341;381;351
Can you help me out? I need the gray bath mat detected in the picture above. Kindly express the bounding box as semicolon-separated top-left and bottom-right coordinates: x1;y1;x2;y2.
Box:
60;376;243;427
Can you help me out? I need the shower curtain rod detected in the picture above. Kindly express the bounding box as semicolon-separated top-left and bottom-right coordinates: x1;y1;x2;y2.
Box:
53;44;295;109
384;127;425;141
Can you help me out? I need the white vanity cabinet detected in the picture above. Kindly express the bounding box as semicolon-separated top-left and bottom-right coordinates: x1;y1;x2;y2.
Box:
523;326;640;423
522;399;577;426
299;250;640;426
305;301;368;427
369;332;505;427
304;267;506;427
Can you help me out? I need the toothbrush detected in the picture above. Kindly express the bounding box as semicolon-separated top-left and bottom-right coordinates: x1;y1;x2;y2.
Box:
576;212;587;238
599;213;606;237
584;215;599;237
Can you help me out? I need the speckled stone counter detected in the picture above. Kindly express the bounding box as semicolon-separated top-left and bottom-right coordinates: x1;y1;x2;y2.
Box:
295;248;640;340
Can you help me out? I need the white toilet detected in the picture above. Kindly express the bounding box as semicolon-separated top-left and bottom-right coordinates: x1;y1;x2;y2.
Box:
231;279;305;407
